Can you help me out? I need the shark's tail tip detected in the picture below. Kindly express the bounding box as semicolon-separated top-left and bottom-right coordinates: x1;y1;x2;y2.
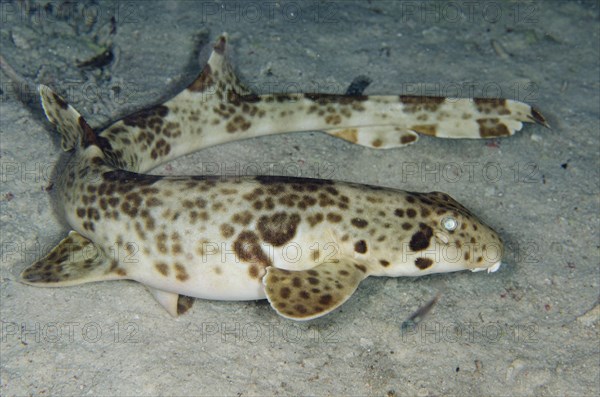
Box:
530;107;550;128
214;33;228;54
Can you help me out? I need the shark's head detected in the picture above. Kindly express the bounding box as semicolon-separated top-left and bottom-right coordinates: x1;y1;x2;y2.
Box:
385;191;503;276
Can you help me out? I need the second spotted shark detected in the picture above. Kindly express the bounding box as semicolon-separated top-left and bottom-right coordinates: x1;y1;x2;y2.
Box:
90;34;546;174
19;34;543;320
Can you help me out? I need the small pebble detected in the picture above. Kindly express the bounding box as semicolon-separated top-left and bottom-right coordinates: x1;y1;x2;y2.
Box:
506;358;526;383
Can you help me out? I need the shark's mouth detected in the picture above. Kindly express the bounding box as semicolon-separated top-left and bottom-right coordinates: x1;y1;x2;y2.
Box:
471;261;502;273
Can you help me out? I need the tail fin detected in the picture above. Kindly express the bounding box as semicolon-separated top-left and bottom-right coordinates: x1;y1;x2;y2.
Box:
397;96;548;139
38;85;97;151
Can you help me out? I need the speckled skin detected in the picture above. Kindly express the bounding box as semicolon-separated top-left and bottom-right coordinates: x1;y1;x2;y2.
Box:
95;34;546;174
19;34;533;320
22;142;502;319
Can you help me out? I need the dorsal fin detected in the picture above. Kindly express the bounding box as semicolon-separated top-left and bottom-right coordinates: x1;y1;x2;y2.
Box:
96;33;256;173
38;85;97;151
186;33;252;97
344;75;372;96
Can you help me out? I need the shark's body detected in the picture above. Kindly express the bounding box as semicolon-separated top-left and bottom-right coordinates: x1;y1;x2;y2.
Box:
20;34;543;320
94;35;546;174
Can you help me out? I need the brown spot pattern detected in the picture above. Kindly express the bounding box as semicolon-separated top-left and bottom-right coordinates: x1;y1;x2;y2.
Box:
409;224;434;251
415;257;434;269
327;213;342;223
155;262;169;276
477;118;510;137
232;210;253;226
351;218;368;229
174;263;189;281
264;260;366;319
354;240;368;254
257;212;301;246
233;231;272;273
400;95;445;112
187;64;214;92
122;105;169;129
221;224;235;238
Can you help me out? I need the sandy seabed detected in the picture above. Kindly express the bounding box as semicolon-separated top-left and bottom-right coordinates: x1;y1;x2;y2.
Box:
1;1;598;396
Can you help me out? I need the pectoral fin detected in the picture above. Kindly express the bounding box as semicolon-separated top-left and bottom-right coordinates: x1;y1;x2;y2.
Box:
19;231;124;286
263;259;369;320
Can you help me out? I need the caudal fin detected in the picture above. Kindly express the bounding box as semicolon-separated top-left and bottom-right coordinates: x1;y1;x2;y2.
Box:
397;96;547;139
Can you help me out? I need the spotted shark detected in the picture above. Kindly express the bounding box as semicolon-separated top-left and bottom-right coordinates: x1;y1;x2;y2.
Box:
85;34;546;174
19;34;544;320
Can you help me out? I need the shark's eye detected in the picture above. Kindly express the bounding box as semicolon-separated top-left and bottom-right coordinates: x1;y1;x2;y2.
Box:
441;216;458;231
